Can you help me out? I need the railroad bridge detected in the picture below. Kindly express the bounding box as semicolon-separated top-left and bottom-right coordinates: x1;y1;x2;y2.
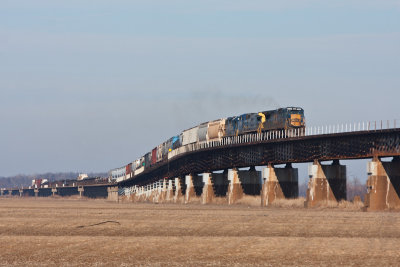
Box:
1;184;110;199
2;122;400;211
116;122;400;211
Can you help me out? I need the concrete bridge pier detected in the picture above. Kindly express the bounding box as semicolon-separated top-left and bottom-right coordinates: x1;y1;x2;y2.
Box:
305;160;347;207
51;188;57;197
201;173;215;204
144;185;151;202
261;163;299;206
155;179;168;203
137;186;144;202
166;180;174;202
185;174;202;203
34;189;39;197
19;189;23;197
227;169;244;204
159;179;168;202
142;186;147;202
0;189;3;196
149;183;157;203
135;186;143;202
107;186;119;202
185;175;195;203
174;177;183;203
364;157;400;211
78;186;84;198
130;186;137;202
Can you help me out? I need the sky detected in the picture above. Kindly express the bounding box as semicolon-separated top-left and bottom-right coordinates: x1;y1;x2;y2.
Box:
1;0;399;181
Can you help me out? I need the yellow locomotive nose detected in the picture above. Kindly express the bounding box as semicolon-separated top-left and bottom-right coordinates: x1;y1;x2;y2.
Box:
290;114;302;126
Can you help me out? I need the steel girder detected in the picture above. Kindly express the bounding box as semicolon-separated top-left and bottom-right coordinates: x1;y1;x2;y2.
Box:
119;129;400;187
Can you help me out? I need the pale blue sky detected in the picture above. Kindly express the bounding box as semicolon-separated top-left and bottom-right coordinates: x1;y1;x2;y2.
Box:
1;1;399;178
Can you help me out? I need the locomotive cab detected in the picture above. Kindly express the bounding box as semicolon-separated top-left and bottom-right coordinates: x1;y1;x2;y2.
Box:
287;107;305;128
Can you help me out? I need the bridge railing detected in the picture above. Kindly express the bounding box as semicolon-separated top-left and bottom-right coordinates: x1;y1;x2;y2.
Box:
120;179;169;200
118;119;399;184
304;119;399;136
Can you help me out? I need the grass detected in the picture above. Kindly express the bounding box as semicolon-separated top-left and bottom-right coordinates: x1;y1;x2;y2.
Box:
269;197;306;208
1;198;400;266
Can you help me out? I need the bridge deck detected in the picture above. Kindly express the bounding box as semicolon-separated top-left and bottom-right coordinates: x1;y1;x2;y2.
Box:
120;128;400;186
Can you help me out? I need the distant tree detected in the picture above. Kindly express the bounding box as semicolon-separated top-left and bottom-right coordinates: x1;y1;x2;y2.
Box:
347;176;366;202
296;176;366;201
298;180;308;197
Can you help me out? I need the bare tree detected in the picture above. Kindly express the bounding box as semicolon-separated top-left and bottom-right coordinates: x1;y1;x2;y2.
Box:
347;176;366;202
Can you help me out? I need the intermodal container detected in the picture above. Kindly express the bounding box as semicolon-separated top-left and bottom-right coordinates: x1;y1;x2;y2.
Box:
35;179;42;188
144;152;151;168
171;135;180;150
126;163;132;179
157;144;163;162
152;148;157;165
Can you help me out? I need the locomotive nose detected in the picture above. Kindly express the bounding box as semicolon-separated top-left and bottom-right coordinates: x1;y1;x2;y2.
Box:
290;114;302;127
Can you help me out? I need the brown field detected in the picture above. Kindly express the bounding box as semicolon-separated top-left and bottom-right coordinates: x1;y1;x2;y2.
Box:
1;198;400;266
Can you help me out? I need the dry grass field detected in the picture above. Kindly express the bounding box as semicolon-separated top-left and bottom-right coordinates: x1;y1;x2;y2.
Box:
1;198;400;266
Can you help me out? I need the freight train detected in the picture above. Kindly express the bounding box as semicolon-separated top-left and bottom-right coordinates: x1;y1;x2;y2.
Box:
110;107;305;182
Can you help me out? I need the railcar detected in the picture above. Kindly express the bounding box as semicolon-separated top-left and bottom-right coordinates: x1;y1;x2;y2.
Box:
125;163;132;179
171;135;181;150
156;143;163;162
151;148;157;165
198;122;209;142
182;126;199;146
207;119;225;141
144;152;151;168
110;166;126;182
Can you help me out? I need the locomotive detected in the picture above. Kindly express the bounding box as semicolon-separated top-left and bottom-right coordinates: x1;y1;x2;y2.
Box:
110;107;305;182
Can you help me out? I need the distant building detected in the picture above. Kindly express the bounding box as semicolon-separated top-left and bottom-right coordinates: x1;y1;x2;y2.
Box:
77;174;89;181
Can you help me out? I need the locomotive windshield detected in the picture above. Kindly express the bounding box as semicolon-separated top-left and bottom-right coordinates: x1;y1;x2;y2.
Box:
287;107;304;113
